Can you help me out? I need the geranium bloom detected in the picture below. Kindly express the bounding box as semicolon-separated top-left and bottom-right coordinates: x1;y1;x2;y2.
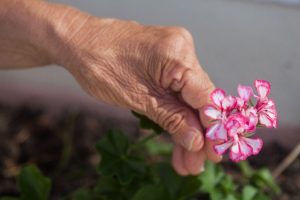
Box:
237;85;258;132
254;80;277;128
236;85;253;109
204;89;236;141
204;79;277;162
213;114;263;162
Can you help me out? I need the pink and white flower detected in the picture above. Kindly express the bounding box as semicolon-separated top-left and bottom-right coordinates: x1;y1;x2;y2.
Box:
241;106;258;132
254;80;277;128
204;89;236;141
204;79;277;162
214;114;263;162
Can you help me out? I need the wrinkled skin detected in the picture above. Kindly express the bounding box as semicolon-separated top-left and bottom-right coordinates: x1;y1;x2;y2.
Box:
0;0;221;175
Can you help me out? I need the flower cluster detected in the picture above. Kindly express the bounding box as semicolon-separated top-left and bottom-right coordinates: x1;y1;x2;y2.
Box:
204;80;277;162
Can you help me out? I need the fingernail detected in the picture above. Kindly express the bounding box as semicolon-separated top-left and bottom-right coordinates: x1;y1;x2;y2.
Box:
182;130;198;150
193;134;204;150
200;165;205;173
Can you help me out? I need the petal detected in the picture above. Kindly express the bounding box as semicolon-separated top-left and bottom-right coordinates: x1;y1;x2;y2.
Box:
206;122;228;141
246;113;258;132
213;140;233;155
222;95;237;110
229;144;246;162
225;114;246;136
229;151;240;162
238;138;252;157
206;123;220;140
236;97;245;108
254;80;271;99
242;137;263;155
210;88;226;107
265;99;276;109
238;85;253;101
259;113;273;128
215;123;228;141
264;109;277;120
204;105;221;119
225;119;239;137
245;107;258;117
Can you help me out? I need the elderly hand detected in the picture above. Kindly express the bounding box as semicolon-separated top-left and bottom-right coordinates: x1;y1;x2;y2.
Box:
0;0;221;175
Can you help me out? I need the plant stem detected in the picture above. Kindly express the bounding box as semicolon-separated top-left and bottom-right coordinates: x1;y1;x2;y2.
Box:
273;142;300;178
249;99;255;106
129;132;157;152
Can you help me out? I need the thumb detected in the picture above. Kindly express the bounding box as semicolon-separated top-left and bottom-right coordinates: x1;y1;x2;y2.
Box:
148;97;204;152
168;64;222;162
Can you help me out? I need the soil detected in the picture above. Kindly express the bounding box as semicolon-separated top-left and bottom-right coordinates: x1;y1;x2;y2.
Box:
0;103;299;200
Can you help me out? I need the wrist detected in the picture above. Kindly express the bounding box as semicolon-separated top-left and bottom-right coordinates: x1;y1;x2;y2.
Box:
0;0;95;68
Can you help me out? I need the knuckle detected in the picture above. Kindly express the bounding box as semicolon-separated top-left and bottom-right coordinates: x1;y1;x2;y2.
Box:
158;27;192;49
155;103;187;134
198;71;215;92
172;26;193;41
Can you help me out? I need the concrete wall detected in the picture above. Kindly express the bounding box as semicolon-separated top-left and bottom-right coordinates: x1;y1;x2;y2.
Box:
1;0;300;127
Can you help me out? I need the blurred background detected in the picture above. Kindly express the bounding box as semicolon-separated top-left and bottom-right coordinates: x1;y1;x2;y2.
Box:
1;0;299;146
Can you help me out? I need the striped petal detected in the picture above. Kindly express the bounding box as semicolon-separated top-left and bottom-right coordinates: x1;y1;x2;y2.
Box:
206;122;228;141
210;89;225;108
242;137;263;155
259;113;273;128
238;84;253;101
214;140;233;155
229;140;251;162
204;105;221;119
225;114;246;137
229;150;247;162
236;97;245;109
222;95;237;111
254;80;271;99
245;113;258;132
238;139;252;157
215;123;228;141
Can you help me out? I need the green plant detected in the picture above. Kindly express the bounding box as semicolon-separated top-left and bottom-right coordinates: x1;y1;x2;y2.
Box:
0;113;280;200
0;165;51;200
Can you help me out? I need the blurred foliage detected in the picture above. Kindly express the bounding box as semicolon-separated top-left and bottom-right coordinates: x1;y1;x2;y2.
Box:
0;165;51;200
0;114;280;200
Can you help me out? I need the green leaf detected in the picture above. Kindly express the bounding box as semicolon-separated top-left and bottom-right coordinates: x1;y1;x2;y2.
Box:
238;161;254;178
209;189;225;200
145;140;172;156
242;185;257;200
220;175;236;194
132;111;163;134
93;177;127;200
17;165;51;200
70;188;92;200
96;130;146;184
0;197;20;200
132;184;169;200
254;192;269;200
198;161;225;193
94;177;120;195
251;169;280;194
153;162;200;200
224;194;238;200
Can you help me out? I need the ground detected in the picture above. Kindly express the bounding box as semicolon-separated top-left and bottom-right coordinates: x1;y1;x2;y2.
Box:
0;103;299;199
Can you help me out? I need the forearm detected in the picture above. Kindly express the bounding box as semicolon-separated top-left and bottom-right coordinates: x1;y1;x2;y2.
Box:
0;0;90;69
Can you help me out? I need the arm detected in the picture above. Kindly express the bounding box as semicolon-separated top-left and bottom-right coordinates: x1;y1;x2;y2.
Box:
0;0;87;69
0;0;221;175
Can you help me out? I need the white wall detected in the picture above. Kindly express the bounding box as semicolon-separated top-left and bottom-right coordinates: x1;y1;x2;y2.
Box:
1;0;300;126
